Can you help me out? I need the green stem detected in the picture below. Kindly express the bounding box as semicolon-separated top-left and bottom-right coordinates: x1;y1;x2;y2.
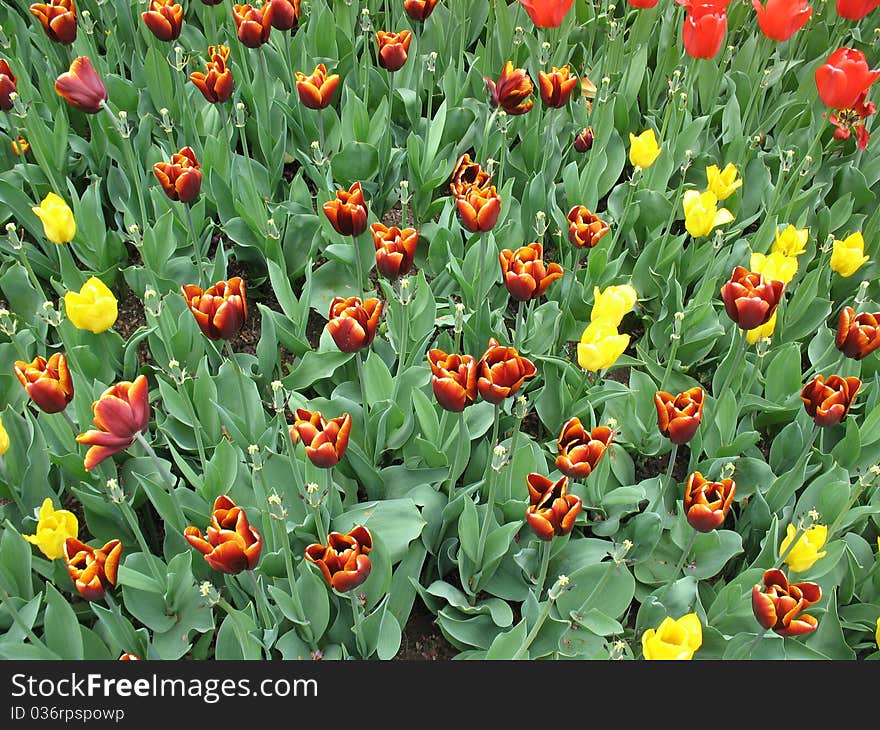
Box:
512;588;556;660
513;299;526;351
271;517;317;650
772;524;806;570
4;111;39;202
475;413;501;567
534;540;552;599
353;231;367;293
672;530;697;577
118;495;166;589
349;591;368;658
15;246;47;303
134;432;177;492
606;177;637;257
355;351;372;457
224;340;252;438
572;367;591;403
395;300;408;379
665;442;679;484
386;72;394;155
659;336;681;393
717;327;748;397
244;569;273;630
184;204;207;285
827;474;872;539
101;104;148;229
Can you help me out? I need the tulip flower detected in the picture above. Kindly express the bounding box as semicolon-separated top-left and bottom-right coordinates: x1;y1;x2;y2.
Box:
64;537;122;601
720;265;785;330
654;387;705;445
14;354;74;414
682;190;734;238
683;472;736;532
0;59;16;112
291;409;352;468
801;374;861;427
323;182;368;237
498;243;564;302
555;418;613;480
153;146;202;203
455;183;502;233
23;498;79;560
30;0;77;45
370;223;418;281
567;206;609;249
573;126;595;153
141;0;183;42
779;523;827;573
0;416;8;456
55;56;107;114
32;192;76;244
190;45;234;104
705;163;742;200
577;321;630;372
628;129;662;169
519;0;575;27
752;568;821;636
830;91;876;151
264;0;299;30
12;137;30;157
815;48;880;110
63;276;118;334
630;0;661;6
404;0;440;20
375;30;413;72
771;224;808;257
182;278;247;341
295;63;340;110
75;375;151;471
682;0;728;59
745;310;777;345
525;473;582;541
476;338;537;404
538;66;578;108
830;231;869;277
305;526;373;592
750;250;798;286
185;495;263;574
836;0;880;18
591;284;638;327
326;296;383;353
752;0;812;42
232;4;272;48
641;613;703;660
427;350;478;412
835;306;880;360
485;61;535;115
118;654;141;660
449;154;492;197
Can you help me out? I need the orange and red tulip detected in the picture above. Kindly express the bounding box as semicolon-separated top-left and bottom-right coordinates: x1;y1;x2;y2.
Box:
185;496;263;575
404;0;440;20
153;146;202;203
427;350;478;412
835;306;880;360
752;568;821;637
498;242;564;301
801;374;861;427
573;126;595;153
14;353;74;414
567;205;610;249
264;0;299;30
449;153;492;197
455;183;502;233
295;63;340;110
683;471;736;532
375;30;413;72
76;375;150;471
190;45;234;104
370;223;418;281
141;0;183;42
305;526;373;592
815;47;880;110
720;265;785;331
830;91;876;151
752;0;811;42
30;0;77;45
12;136;30;157
323;182;368;237
485;60;534;115
0;59;17;112
654;387;705;445
291;409;352;469
181;277;247;341
555;418;613;480
118;653;140;660
476;338;537;404
64;537;122;601
232;4;272;48
836;0;880;19
326;296;383;353
55;56;107;114
519;0;575;27
538;66;578;108
525;473;582;541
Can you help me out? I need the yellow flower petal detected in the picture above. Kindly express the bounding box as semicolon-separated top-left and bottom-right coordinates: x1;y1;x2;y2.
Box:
32;192;76;244
830;232;869;277
64;276;118;333
629;129;661;169
772;225;808;257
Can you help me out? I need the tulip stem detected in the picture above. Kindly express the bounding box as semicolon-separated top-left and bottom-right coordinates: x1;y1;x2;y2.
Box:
269;515;318;651
477;231;489;301
216;598;262;657
772;524;807;571
353;231;367;293
606;175;637;258
0;587;52;654
224;341;253;438
395;298;409;379
355;351;372;458
101;103;148;230
60;408;79;437
534;540;552;599
118;494;166;589
665;443;679;485
317;110;326;159
184;204;207;285
244;569;273;630
204;4;218;50
386;73;394;155
658;334;681;394
513;299;526;351
716;327;747;398
4;111;39;203
512;580;559;660
572;367;590;404
560;246;584;338
672;531;697;578
349;592;368;658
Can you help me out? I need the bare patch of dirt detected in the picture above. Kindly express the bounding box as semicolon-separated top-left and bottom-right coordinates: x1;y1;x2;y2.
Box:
393;600;458;661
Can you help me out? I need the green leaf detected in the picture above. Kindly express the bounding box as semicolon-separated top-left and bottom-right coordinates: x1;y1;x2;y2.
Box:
43;582;83;660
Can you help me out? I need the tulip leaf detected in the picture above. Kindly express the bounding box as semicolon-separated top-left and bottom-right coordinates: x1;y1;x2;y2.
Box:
43;581;84;660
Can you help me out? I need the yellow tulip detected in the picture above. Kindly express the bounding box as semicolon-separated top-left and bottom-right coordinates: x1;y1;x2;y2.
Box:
22;497;79;560
706;163;742;201
641;613;702;660
779;523;828;573
830;232;869;277
591;284;637;327
875;616;879;650
577;320;630;372
31;192;76;244
682;190;734;238
64;276;118;333
0;415;9;456
772;225;808;257
746;309;777;345
628;129;661;169
750;251;798;285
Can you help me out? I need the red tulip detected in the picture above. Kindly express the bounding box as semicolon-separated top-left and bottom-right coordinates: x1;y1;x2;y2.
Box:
153;146;202;203
232;4;271;48
476;338;537;404
720;265;785;331
291;409;352;468
519;0;575;27
326;296;384;353
455;183;502;233
815;47;880;110
555;418;613;480
682;1;728;59
264;0;299;31
55;56;107;114
375;30;413;72
538;66;578;108
14;353;74;414
181;278;247;341
573;126;595;153
801;374;861;427
752;0;812;42
190;45;234;104
835;306;880;360
404;0;440;20
683;472;736;532
323;182;368;237
654;387;705;445
185;496;263;574
449;153;492;197
30;0;77;45
835;0;880;19
567;205;610;249
525;473;582;541
0;59;17;112
498;242;564;301
427;350;477;412
629;0;660;6
64;537;122;601
370;222;418;280
830;91;876;151
295;63;340;110
752;568;821;637
141;0;183;42
305;526;373;592
485;61;534;115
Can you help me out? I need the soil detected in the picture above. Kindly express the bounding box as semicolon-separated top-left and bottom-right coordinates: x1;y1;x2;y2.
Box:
393;599;458;661
634;447;691;484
